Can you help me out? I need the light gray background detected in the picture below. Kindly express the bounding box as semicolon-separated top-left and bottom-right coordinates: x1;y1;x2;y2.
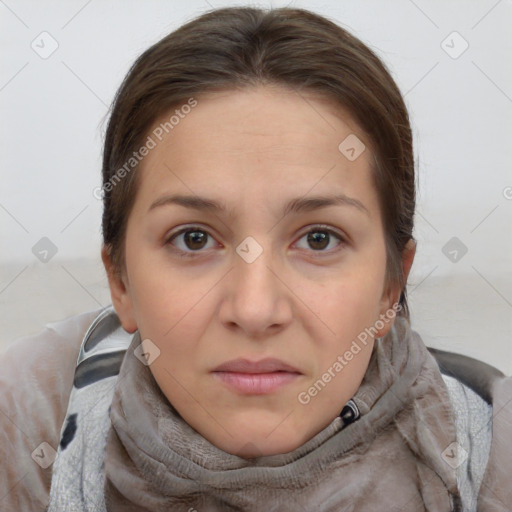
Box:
1;0;511;373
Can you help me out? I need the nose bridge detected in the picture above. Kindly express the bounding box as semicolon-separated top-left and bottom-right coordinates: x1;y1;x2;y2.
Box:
222;234;291;335
233;234;278;299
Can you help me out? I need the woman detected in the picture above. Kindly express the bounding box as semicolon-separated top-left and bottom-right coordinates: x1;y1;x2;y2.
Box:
1;6;510;512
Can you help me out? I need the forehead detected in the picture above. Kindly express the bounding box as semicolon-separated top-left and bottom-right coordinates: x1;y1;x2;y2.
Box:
132;85;378;217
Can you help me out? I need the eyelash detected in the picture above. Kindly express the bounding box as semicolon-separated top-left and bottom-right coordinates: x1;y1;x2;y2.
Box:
164;224;347;259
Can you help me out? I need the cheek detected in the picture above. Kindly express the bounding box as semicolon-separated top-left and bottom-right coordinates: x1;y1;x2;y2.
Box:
317;259;386;332
307;278;384;406
135;290;207;346
315;287;379;369
124;233;211;339
128;268;202;344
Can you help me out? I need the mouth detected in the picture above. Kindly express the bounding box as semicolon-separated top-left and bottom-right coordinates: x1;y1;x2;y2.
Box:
211;358;302;395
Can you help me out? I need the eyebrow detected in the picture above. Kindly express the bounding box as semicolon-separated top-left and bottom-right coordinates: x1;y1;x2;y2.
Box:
148;193;370;217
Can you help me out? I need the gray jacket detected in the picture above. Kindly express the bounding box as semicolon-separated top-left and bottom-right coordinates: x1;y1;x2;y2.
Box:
1;307;510;511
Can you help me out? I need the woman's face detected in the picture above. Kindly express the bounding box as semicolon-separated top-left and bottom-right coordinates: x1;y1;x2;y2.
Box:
105;85;402;458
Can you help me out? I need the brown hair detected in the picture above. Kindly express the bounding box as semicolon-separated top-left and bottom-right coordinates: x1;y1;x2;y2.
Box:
101;6;415;316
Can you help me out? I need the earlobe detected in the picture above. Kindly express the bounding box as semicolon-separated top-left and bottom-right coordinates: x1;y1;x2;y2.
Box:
101;246;138;333
376;238;417;338
375;278;401;338
402;239;416;283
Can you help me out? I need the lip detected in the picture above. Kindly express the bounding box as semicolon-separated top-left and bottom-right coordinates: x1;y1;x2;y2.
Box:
212;357;301;374
212;358;302;395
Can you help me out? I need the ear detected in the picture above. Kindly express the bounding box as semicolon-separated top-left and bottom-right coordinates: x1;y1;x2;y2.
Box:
101;246;138;333
401;238;416;284
376;239;416;337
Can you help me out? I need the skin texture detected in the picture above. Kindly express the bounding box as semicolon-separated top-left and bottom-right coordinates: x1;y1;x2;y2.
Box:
103;85;415;458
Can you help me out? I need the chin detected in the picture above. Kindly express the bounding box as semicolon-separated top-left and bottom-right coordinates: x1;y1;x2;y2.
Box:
210;422;309;459
241;439;303;459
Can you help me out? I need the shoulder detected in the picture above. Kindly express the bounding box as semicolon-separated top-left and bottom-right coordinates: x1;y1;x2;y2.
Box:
439;373;492;512
47;308;133;511
476;374;512;509
0;307;106;512
427;346;512;511
427;346;505;405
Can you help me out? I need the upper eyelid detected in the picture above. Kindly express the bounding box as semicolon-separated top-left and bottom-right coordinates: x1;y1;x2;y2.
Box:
294;226;347;250
166;224;346;248
166;225;220;244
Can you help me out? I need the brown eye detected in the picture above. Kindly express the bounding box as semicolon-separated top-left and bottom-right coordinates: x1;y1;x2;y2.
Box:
295;227;344;253
166;227;216;254
183;230;208;250
307;231;329;250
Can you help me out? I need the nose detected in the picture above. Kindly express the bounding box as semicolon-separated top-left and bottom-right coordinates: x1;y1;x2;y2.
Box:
218;239;293;339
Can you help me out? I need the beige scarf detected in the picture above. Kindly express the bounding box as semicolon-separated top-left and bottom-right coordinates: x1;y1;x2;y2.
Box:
103;316;461;511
